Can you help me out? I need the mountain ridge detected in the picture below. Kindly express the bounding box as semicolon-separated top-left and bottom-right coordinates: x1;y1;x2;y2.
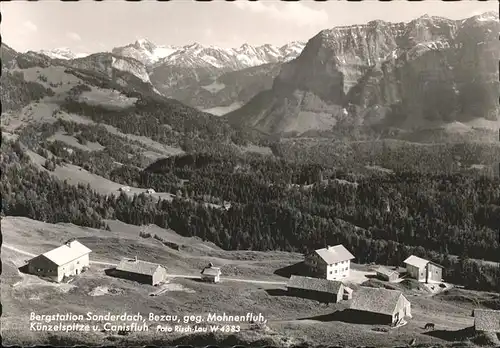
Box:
225;11;500;139
32;40;306;111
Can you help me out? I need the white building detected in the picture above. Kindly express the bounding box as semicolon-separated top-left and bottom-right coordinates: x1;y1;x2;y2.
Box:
27;240;92;282
403;255;444;283
304;244;355;280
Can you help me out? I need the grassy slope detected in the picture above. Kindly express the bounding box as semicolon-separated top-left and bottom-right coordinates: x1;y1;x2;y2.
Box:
23;148;176;200
2;216;497;347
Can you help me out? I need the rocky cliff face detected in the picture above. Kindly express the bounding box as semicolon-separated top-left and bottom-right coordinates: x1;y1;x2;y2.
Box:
226;12;499;138
63;53;151;84
1;44;19;70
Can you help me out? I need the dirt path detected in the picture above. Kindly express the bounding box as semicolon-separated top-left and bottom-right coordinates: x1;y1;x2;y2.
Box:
3;244;287;286
2;245;36;257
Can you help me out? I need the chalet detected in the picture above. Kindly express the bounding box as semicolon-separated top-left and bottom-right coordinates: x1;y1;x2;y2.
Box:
27;240;91;282
376;267;399;282
119;186;131;192
350;287;412;326
403;255;444;283
113;257;167;286
145;188;155;194
287;275;345;303
200;266;221;283
304;244;355;280
473;309;500;333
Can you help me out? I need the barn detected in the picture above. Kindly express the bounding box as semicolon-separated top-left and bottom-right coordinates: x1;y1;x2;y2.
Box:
287;275;345;303
349;287;412;326
27;240;92;282
304;244;355;281
404;255;444;283
473;309;500;333
201;266;221;283
376;267;399;282
113;257;167;286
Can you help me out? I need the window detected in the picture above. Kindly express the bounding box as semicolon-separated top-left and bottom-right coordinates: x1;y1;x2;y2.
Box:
335;270;338;273
335;262;338;266
330;271;332;274
77;261;80;265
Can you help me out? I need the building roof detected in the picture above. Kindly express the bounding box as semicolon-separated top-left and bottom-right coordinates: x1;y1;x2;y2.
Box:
116;258;163;276
376;267;399;277
473;309;500;332
287;275;344;294
403;255;430;269
404;255;444;269
350;287;405;316
39;240;92;266
201;267;221;276
314;244;355;264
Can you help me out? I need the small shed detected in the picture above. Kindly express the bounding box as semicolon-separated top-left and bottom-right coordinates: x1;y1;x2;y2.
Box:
473;309;500;333
113;257;167;286
119;186;131;192
145;188;155;194
287;275;345;303
376;267;399;282
201;266;221;283
350;286;412;326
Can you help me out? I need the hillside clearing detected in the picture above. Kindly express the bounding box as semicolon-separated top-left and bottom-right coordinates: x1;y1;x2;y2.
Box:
24;149;175;200
47;131;105;152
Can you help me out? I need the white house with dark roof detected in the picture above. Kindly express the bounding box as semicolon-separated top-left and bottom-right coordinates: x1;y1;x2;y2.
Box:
305;244;355;280
404;255;444;283
349;287;412;326
27;240;92;282
473;309;500;333
113;257;167;286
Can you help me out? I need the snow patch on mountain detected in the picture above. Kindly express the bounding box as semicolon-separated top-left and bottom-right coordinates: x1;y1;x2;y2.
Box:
201;80;226;94
473;11;499;22
112;39;178;65
113;40;306;70
39;48;89;60
203;102;244;116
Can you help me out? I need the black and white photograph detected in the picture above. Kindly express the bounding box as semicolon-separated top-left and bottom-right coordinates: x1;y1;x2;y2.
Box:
1;0;500;347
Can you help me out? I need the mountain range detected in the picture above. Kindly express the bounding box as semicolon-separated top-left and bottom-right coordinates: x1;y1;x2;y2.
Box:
226;11;500;138
5;11;499;142
37;40;306;112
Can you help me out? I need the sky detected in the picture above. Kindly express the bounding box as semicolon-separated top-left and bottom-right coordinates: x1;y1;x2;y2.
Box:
1;0;498;54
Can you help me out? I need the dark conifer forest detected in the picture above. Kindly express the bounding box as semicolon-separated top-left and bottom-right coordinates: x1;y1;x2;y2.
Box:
2;122;499;292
